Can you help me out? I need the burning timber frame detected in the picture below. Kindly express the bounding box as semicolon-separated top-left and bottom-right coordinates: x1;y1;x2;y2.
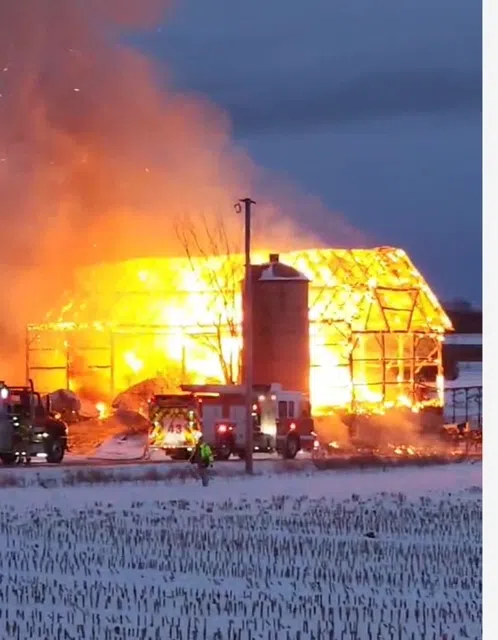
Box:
25;247;452;412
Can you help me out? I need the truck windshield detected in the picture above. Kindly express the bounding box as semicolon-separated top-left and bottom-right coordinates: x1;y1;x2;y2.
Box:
4;393;30;415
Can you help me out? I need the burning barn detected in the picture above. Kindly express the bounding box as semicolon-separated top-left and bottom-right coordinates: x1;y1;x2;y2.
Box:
26;247;452;416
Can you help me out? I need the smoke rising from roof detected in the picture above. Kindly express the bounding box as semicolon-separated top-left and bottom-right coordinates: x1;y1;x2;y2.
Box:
0;0;363;374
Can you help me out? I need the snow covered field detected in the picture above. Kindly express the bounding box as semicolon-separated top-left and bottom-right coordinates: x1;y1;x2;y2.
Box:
0;464;481;639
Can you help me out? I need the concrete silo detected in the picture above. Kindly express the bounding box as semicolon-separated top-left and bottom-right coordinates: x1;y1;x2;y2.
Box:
244;253;310;395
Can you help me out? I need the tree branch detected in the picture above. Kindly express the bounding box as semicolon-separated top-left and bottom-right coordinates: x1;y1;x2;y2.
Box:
174;212;242;384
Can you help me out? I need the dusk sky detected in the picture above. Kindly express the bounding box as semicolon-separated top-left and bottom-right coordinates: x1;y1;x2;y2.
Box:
136;0;481;305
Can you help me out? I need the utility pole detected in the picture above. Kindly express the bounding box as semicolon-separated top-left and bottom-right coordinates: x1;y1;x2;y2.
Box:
237;197;256;474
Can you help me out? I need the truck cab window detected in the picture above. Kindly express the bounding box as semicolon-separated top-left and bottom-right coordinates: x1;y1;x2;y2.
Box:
278;401;287;419
288;401;295;418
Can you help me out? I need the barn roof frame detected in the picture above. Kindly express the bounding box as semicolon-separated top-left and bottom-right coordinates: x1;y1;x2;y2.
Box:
28;246;452;336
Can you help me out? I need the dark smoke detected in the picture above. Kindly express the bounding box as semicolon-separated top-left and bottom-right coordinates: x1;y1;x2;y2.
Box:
0;0;363;376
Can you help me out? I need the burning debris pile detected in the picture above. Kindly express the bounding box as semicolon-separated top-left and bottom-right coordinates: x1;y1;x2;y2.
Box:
313;437;481;464
27;246;452;419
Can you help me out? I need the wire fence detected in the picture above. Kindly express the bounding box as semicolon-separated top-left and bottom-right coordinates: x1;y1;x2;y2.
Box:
445;386;482;429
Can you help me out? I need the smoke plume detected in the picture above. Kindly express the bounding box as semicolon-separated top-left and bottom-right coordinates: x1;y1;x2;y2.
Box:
0;0;362;375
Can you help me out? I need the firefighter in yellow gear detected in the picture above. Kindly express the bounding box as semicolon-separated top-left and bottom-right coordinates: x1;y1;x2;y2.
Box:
189;435;214;486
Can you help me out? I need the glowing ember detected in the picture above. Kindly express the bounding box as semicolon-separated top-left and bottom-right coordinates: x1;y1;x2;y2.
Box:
27;247;451;414
390;444;419;456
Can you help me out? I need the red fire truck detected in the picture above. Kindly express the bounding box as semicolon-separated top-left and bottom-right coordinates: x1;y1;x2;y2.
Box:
147;383;315;461
147;393;203;460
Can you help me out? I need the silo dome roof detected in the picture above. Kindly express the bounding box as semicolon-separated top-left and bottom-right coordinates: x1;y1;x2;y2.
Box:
258;261;309;281
251;253;309;282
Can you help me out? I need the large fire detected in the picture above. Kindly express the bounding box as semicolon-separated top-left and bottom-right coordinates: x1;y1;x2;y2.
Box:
26;247;452;414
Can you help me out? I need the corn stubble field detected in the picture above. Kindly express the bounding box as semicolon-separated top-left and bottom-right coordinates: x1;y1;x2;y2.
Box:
0;470;481;640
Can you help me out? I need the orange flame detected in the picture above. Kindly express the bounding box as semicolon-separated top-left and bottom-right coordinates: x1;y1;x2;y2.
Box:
96;401;108;419
27;247;450;414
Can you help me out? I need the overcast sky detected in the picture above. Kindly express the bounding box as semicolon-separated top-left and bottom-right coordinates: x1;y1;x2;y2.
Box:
135;0;481;304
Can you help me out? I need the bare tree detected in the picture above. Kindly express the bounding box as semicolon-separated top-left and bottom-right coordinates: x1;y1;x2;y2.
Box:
175;213;243;384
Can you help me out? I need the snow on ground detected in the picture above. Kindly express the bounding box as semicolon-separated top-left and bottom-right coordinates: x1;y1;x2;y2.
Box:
91;433;147;460
0;464;482;639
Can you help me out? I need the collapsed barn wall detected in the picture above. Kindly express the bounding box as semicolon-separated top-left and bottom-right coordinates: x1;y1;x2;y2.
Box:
26;247;452;412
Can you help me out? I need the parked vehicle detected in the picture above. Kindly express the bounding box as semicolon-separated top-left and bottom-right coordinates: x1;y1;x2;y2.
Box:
147;383;315;461
0;379;68;465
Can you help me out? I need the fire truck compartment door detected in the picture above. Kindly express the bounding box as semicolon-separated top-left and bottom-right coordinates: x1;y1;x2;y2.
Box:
200;404;222;440
151;408;195;448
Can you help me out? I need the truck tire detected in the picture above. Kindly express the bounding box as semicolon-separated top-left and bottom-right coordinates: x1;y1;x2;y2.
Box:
46;437;65;464
282;435;300;460
216;441;232;461
0;453;18;466
170;449;190;461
